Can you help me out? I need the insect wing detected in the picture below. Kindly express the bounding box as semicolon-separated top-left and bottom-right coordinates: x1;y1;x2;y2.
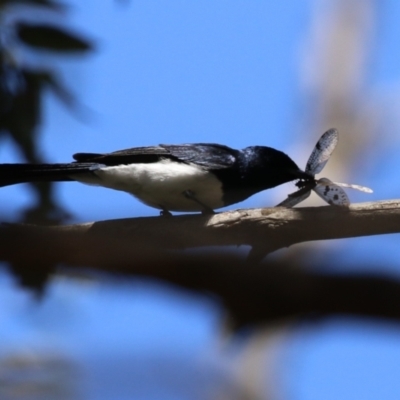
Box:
331;181;373;193
276;187;311;208
305;128;339;175
314;178;350;206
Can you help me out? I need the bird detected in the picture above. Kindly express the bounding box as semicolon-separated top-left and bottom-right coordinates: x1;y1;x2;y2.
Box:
0;142;312;215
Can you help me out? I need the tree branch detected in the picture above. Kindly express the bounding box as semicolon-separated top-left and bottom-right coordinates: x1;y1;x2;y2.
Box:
5;199;398;254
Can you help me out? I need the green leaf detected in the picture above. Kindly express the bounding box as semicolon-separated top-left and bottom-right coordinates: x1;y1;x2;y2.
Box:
16;23;92;52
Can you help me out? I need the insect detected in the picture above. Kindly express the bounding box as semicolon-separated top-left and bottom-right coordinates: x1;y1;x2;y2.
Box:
277;128;373;207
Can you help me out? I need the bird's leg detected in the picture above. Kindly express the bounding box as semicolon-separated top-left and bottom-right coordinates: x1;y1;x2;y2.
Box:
160;208;172;217
183;190;215;215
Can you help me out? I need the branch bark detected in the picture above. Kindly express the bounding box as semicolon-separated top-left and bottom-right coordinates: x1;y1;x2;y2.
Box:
4;199;398;255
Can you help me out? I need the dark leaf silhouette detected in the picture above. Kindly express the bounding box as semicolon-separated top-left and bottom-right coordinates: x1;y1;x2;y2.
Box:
0;0;65;10
16;23;92;52
0;69;41;141
0;68;71;224
41;72;77;109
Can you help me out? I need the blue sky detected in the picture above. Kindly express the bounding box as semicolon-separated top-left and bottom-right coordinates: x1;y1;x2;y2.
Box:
2;1;400;399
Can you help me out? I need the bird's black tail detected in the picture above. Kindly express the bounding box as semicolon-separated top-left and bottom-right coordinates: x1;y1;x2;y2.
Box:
0;163;96;187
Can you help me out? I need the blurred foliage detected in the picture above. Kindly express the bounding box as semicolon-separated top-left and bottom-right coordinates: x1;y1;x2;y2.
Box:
0;0;93;224
0;0;66;10
16;22;92;52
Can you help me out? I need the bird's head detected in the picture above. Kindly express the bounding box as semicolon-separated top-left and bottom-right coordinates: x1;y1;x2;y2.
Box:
241;146;311;189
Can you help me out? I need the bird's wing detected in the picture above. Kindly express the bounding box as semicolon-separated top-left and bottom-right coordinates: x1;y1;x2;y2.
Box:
73;146;177;165
160;143;238;169
73;143;238;169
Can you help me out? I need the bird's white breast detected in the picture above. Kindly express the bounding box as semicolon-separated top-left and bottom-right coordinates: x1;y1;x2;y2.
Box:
73;159;224;212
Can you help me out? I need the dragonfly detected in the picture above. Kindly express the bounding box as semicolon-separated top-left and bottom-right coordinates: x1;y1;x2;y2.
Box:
277;128;373;207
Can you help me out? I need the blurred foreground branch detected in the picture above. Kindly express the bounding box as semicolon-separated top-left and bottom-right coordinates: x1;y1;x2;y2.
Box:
1;210;400;328
1;199;400;329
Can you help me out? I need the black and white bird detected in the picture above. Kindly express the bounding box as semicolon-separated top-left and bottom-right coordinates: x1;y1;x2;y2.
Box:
277;128;373;207
0;142;312;215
